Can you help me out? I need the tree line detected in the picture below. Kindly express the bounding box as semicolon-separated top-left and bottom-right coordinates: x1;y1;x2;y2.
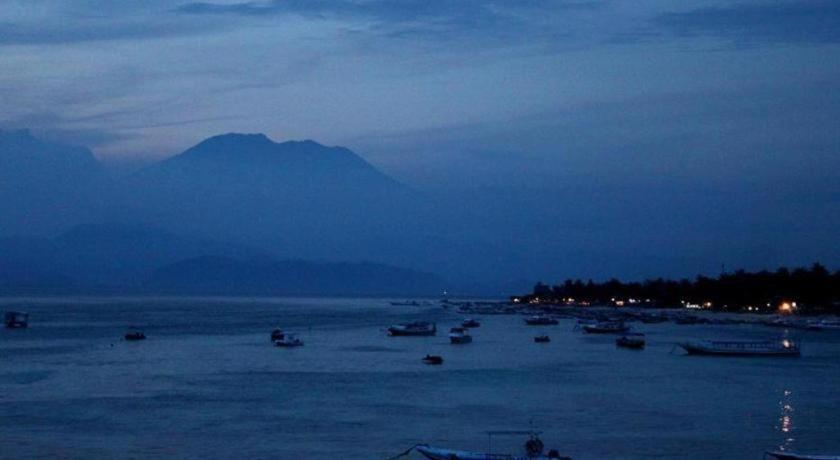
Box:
519;263;839;313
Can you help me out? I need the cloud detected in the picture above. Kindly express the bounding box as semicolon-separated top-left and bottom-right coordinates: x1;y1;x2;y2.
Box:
174;0;601;42
652;1;840;46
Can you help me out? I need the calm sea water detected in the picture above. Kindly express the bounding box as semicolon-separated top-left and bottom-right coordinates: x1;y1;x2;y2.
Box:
1;297;839;459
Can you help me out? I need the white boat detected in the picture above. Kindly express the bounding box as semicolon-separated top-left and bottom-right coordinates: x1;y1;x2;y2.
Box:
765;451;840;460
582;320;629;334
679;339;800;357
524;315;558;326
388;321;436;336
449;327;473;344
415;433;569;460
807;319;840;331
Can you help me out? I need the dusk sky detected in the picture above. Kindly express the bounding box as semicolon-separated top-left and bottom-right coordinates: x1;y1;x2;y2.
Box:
1;1;839;280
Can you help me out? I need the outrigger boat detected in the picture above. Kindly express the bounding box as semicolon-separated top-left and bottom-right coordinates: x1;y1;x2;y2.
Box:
449;327;473;344
679;339;800;357
765;451;840;460
388;321;437;336
524;315;558;326
415;432;570;460
4;311;29;329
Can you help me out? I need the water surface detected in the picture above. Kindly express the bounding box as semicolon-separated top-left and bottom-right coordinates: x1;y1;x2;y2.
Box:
1;297;839;459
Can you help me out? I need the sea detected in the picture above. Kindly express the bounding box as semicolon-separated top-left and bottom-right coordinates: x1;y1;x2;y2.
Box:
1;297;839;459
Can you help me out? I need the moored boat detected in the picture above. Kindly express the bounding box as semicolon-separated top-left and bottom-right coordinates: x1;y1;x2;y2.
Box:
388;321;437;336
4;311;29;329
461;318;481;328
449;327;473;344
534;335;551;343
422;354;443;365
273;333;304;347
124;329;146;341
616;332;645;349
679;339;800;357
524;315;559;326
583;320;629;334
638;313;668;324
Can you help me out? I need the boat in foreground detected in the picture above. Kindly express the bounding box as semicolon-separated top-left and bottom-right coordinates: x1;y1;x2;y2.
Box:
415;433;569;460
765;451;840;460
679;339;800;357
388;321;437;336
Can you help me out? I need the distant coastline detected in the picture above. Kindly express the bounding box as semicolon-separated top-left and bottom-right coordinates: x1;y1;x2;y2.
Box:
510;263;839;315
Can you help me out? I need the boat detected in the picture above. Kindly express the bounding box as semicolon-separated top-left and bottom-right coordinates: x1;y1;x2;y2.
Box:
273;332;304;347
674;315;703;325
415;433;570;460
765;451;840;460
390;300;422;307
616;333;645;349
4;311;29;329
638;313;668;324
582;320;629;334
449;327;473;344
270;328;286;342
422;354;443;365
124;329;146;341
534;335;551;343
462;318;481;328
524;315;559;326
679;339;800;357
807;319;840;331
388;321;436;336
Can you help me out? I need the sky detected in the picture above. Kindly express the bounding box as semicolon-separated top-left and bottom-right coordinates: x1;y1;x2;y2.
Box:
1;0;838;280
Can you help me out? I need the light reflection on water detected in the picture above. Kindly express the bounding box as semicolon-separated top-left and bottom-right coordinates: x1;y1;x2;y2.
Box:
777;389;795;452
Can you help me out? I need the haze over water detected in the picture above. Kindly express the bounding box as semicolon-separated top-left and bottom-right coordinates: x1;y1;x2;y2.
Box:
2;297;839;459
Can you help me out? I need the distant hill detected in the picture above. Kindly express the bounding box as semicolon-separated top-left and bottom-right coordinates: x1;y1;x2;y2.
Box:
0;223;446;296
145;256;445;296
0;223;266;291
0;129;105;236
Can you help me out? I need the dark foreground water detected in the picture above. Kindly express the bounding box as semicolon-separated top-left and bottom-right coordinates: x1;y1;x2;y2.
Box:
1;297;839;459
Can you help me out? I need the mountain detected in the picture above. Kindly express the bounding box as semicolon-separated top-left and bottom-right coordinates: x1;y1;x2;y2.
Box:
145;256;445;296
116;133;434;266
0;131;495;293
0;129;106;236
